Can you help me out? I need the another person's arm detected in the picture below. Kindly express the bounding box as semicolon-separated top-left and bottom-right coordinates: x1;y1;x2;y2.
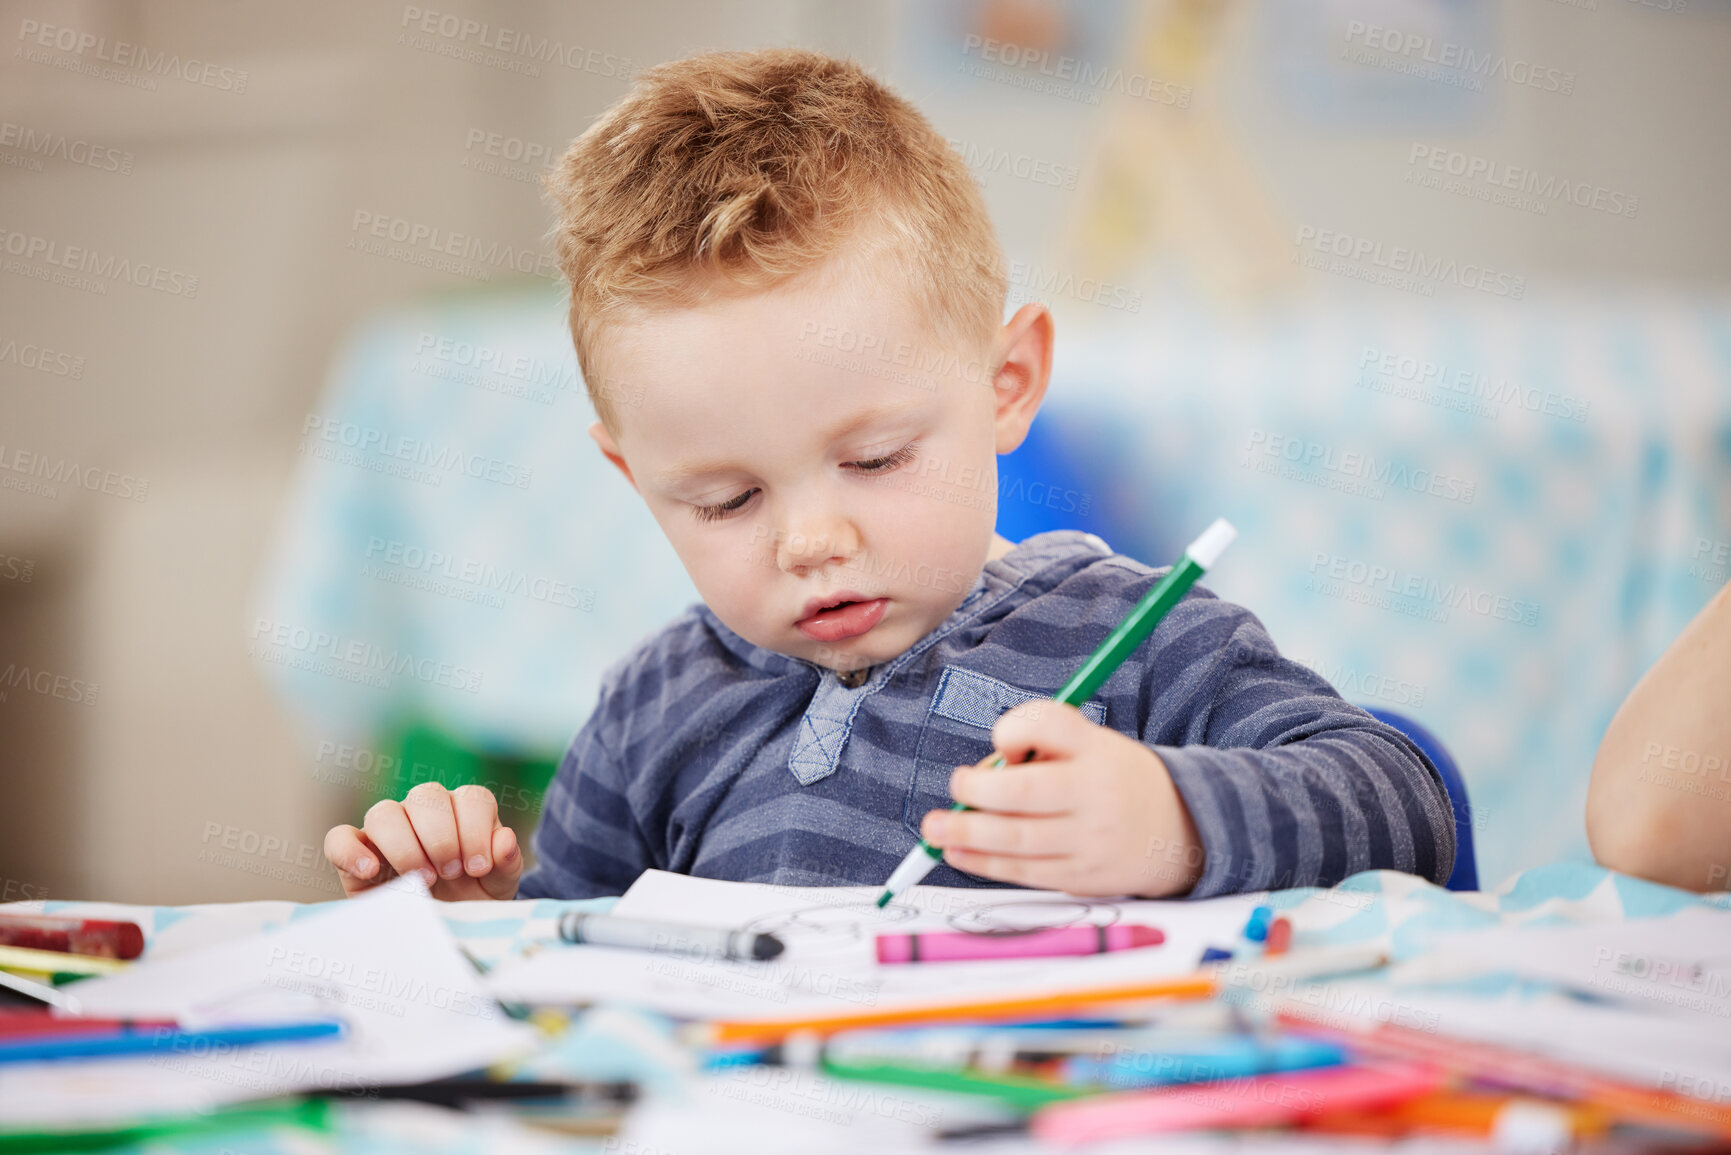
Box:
1586;582;1731;892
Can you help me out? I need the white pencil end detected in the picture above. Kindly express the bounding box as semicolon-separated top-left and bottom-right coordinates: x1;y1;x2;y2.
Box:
878;847;940;907
1186;519;1238;570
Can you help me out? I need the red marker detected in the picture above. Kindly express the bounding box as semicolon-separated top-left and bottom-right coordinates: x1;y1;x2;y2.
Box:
1265;916;1293;957
0;915;144;960
875;924;1164;964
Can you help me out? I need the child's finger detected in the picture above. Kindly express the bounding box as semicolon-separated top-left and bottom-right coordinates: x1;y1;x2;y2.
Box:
324;825;388;895
450;784;499;877
480;826;522;899
923;808;1073;857
949;759;1076;815
399;782;464;881
988;699;1097;763
941;846;1069;889
362;798;438;886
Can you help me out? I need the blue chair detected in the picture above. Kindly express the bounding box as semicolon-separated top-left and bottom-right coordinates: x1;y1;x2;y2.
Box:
1360;707;1478;892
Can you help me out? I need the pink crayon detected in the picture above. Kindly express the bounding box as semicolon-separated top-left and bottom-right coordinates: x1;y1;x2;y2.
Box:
874;924;1164;964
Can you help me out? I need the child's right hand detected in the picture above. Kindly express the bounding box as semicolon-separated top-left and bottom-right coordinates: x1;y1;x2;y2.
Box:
324;782;522;900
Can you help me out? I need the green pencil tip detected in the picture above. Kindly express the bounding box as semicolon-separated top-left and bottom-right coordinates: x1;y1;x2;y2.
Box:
874;891;892;908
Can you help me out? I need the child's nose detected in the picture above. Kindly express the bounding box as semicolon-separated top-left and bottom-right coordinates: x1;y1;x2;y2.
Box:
775;516;859;573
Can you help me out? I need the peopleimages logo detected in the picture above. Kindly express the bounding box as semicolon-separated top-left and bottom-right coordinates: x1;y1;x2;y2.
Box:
248;618;484;693
1342;20;1575;95
348;210;558;282
16;18;249;92
1294;226;1525;299
1308;552;1541;628
1357;347;1590;424
1242;429;1477;504
0;121;133;174
0;227;199;297
1407;145;1638;219
299;415;533;489
398;7;635;78
959;34;1191;108
946;138;1079;190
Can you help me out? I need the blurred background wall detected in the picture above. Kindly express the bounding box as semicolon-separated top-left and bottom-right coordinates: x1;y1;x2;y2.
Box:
1;0;1727;904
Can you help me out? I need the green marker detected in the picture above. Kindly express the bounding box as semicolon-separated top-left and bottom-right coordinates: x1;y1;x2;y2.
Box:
821;1054;1093;1111
874;518;1238;908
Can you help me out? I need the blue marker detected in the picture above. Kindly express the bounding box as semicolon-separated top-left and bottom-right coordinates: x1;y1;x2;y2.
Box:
1061;1036;1346;1089
0;1019;345;1064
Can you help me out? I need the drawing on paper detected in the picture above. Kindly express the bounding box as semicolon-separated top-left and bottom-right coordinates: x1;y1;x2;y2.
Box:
947;898;1122;936
739;895;1125;954
743;900;918;953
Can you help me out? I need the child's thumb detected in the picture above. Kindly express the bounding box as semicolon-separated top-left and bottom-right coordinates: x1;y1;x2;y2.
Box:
480;825;522;899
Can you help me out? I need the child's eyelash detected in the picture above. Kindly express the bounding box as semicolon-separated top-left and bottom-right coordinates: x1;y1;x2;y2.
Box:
687;443;918;524
849;442;919;472
690;488;759;523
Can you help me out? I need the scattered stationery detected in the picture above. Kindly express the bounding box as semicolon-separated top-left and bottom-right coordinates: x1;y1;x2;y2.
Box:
1275;983;1731;1139
0;876;533;1126
7;867;1730;1150
488;869;1261;1031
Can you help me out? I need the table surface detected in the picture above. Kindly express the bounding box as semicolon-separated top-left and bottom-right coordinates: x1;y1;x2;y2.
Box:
5;862;1727;1152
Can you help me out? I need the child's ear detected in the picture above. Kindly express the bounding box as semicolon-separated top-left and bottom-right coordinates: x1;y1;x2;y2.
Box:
990;303;1054;455
588;420;639;493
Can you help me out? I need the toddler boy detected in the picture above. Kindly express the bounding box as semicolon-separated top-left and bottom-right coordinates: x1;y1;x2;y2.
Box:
323;48;1455;902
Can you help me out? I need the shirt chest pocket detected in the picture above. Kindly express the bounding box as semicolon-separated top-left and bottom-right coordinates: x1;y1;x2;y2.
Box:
902;666;1108;838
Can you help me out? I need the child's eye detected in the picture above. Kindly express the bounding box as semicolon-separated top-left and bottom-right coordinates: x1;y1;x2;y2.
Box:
690;488;759;523
848;442;919;473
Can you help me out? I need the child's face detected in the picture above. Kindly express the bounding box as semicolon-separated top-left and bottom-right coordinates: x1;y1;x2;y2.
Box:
591;258;1047;673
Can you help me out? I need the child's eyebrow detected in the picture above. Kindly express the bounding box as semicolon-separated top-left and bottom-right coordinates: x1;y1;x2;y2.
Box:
654;401;928;486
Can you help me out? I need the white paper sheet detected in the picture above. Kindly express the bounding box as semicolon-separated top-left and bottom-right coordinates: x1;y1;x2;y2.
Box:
487;870;1262;1022
1390;905;1731;1018
0;877;535;1125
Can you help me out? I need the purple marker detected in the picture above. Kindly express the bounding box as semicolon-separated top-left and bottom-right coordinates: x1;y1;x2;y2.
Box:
875;924;1165;964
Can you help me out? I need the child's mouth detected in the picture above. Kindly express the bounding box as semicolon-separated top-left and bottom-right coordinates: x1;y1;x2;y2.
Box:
795;596;888;643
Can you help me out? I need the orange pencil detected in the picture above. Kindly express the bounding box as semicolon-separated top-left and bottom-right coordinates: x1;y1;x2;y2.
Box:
705;973;1217;1045
1303;1090;1610;1140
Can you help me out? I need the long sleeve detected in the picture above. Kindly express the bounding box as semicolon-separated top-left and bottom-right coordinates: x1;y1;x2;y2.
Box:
1140;594;1457;897
516;689;655;899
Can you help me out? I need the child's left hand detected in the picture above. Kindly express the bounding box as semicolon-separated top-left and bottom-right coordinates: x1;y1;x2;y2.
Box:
919;701;1205;897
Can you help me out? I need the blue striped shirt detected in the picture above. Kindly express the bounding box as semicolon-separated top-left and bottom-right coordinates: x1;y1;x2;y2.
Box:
518;531;1455;899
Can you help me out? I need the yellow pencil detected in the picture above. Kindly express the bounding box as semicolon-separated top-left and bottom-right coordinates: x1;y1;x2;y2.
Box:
0;943;130;977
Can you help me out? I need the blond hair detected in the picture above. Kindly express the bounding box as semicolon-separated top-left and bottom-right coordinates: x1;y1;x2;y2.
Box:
545;48;1006;431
